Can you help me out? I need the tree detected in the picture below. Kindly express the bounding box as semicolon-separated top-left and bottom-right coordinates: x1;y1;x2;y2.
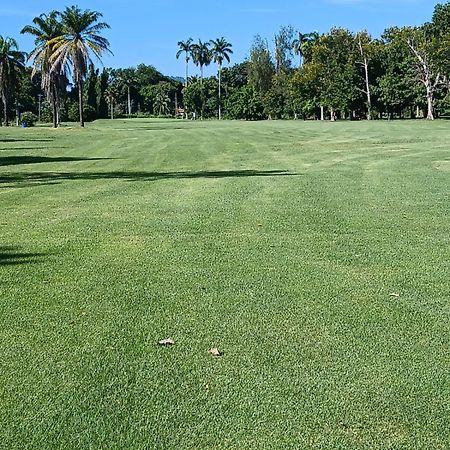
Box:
376;27;418;119
248;35;275;95
191;40;212;82
0;36;25;126
225;85;265;120
274;26;295;72
292;31;319;67
355;31;379;119
21;11;65;128
116;68;137;115
210;37;233;119
104;84;118;119
153;82;171;116
51;6;111;127
309;28;360;120
176;38;193;87
405;27;444;120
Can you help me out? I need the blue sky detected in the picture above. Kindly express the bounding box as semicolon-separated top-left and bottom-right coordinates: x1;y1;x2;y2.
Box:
0;0;444;77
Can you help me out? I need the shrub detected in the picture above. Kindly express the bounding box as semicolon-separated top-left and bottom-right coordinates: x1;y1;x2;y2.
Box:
21;112;38;127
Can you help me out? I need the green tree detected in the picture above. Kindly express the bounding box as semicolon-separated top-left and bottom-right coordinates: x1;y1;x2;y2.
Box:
310;28;360;119
104;84;118;119
292;31;319;67
274;25;295;73
21;11;64;127
51;6;111;127
225;85;265;120
0;36;26;126
248;35;275;95
191;40;212;82
210;37;233;119
116;68;137;115
153;82;171;116
176;38;193;87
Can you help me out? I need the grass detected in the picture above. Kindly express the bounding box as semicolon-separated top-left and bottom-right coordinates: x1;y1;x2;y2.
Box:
0;118;449;449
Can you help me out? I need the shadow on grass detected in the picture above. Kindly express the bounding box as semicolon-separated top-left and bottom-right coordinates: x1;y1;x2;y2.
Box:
0;246;45;266
0;138;54;143
0;156;114;167
0;169;297;187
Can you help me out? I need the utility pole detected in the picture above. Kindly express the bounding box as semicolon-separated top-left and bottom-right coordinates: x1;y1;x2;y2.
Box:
38;94;43;123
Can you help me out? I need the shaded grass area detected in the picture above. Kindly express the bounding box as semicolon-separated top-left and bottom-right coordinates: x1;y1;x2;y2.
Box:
0;119;449;449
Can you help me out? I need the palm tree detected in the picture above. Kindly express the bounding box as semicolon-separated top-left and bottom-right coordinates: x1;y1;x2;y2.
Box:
50;6;111;127
21;11;64;128
210;37;233;120
191;40;212;83
176;38;193;87
292;31;319;67
104;84;118;119
0;37;26;126
116;69;137;115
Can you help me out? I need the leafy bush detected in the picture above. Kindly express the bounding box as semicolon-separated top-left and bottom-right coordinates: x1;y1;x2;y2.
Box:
21;112;38;127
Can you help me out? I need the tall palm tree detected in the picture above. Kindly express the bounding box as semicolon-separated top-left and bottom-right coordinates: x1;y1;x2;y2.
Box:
191;40;212;83
104;84;118;119
21;11;64;128
210;37;233;120
116;69;137;115
176;38;193;87
0;37;26;126
50;6;111;127
292;31;319;67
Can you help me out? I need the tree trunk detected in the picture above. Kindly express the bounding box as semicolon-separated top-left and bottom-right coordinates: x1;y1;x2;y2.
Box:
51;85;58;128
330;108;336;121
358;36;372;120
127;85;131;116
78;80;84;127
320;106;324;121
2;94;8;126
426;87;434;120
185;56;189;87
218;63;222;120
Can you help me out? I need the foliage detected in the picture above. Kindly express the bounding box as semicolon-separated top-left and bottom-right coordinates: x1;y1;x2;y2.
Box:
20;111;38;126
248;35;275;95
225;85;265;120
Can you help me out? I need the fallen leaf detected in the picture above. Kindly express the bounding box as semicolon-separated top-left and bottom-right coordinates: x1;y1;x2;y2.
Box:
209;347;223;357
158;338;175;346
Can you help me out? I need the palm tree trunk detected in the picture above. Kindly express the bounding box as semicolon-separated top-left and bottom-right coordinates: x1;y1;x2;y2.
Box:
78;79;84;127
2;94;8;126
185;56;189;87
51;85;57;128
218;63;222;120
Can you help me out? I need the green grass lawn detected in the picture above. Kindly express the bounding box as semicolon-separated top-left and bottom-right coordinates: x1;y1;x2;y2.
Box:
1;119;449;449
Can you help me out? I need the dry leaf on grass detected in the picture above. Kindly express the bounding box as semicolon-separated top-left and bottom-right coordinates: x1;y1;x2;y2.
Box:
158;338;175;346
208;347;223;357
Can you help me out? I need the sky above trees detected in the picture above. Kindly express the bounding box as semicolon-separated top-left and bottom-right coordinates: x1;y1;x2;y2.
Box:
1;0;443;76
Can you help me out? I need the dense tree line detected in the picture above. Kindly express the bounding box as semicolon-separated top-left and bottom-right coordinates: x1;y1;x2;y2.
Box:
180;2;450;121
1;2;450;126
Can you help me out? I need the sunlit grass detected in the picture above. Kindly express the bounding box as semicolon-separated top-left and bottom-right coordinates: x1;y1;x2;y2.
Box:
1;119;449;449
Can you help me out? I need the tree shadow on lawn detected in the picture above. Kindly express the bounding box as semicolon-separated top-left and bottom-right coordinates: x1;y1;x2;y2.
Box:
0;246;46;266
0;138;54;143
0;156;114;167
0;169;298;187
